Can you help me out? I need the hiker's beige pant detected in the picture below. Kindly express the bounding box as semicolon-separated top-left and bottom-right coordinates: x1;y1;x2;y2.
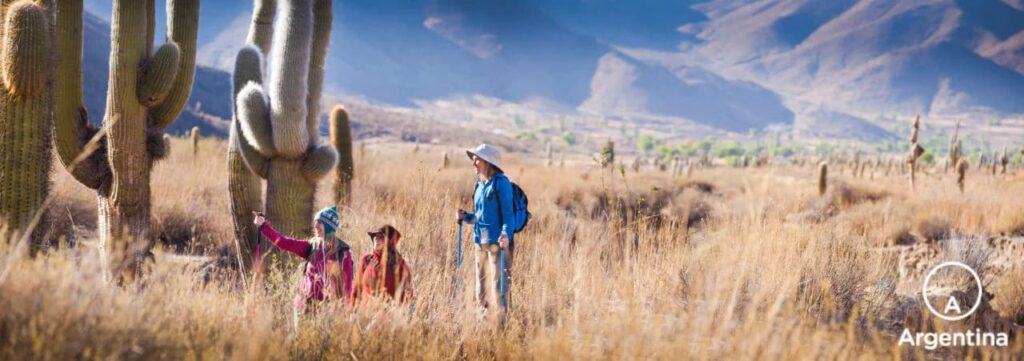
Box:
475;243;512;312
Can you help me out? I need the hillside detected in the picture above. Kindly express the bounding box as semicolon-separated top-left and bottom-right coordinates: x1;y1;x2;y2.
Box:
676;0;1024;135
82;0;1024;142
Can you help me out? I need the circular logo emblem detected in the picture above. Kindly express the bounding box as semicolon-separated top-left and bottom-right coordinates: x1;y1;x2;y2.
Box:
921;261;983;321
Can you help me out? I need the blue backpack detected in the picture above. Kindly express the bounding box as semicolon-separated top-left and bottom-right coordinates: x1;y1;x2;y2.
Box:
478;175;531;234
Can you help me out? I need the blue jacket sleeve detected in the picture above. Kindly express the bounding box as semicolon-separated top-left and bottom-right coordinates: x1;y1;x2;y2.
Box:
497;175;514;238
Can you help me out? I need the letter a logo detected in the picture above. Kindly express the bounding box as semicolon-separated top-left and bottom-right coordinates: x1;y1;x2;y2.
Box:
944;296;962;315
922;261;984;321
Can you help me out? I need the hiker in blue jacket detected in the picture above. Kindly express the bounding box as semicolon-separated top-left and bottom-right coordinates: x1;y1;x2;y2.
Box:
456;144;514;318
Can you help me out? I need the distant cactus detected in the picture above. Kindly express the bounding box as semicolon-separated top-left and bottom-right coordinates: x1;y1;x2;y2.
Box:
955;159;968;193
235;0;337;237
545;141;553;167
329;106;354;207
51;0;198;277
190;126;199;156
947;121;960;174
817;162;828;196
991;151;998;175
907;116;924;189
599;139;615;169
0;1;52;242
1000;147;1009;174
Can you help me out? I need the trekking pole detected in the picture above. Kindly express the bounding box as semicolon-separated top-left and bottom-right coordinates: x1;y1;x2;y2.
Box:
452;219;464;300
456;221;463;268
499;247;507;309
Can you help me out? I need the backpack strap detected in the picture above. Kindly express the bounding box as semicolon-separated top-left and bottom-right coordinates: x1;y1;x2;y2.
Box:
336;241;350;259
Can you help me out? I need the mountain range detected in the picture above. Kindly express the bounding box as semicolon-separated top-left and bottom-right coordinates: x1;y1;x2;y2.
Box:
80;0;1024;142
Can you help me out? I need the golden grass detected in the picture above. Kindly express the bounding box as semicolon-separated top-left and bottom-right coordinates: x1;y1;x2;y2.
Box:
2;137;1024;359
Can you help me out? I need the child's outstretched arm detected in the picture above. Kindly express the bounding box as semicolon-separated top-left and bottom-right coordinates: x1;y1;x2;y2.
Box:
258;222;310;258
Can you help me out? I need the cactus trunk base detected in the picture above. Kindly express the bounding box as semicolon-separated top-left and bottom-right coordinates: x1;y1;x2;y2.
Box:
97;185;152;282
265;159;316;239
228;133;263;270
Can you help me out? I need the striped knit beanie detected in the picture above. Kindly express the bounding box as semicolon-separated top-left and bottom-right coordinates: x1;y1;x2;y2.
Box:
315;206;340;234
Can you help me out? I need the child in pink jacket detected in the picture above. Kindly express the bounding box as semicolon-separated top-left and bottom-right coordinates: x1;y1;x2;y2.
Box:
253;206;353;327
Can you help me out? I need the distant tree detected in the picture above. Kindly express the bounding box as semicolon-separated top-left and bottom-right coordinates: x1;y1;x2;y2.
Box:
600;140;615;169
561;132;577;147
638;134;660;154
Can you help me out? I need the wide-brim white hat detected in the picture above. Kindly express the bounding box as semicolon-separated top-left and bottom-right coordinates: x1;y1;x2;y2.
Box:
466;144;503;172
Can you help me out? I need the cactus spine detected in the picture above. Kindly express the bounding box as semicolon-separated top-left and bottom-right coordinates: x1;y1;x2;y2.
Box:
0;1;52;242
52;0;198;278
329;105;353;207
235;0;337;238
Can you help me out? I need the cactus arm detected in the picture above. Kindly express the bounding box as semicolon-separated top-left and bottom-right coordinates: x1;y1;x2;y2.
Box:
52;0;109;190
236;82;275;157
304;0;332;139
232;45;269;178
300;143;337;182
234;118;268;178
0;0;52;240
247;0;276;56
233;45;263;95
148;0;198;130
2;1;48;98
268;0;312;157
137;42;180;107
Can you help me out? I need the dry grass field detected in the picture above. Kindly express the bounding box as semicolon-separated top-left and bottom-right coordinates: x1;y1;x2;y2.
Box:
2;136;1024;360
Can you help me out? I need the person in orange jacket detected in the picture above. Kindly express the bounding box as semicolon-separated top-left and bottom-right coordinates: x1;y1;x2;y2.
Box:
350;225;413;305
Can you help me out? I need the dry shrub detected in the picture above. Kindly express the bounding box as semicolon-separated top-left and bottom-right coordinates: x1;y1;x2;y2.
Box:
554;181;714;230
913;217;952;243
30;195;97;250
834;200;915;247
151;207;221;253
676;179;715;194
796;182;890;222
887;227;917;246
990;266;1024;325
797;231;868;323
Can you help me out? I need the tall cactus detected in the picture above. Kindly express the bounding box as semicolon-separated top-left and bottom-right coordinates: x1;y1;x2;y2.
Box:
52;0;198;278
228;0;276;272
329;105;354;207
235;0;337;238
907;116;924;189
817;162;828;196
190;126;199;156
0;1;52;242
